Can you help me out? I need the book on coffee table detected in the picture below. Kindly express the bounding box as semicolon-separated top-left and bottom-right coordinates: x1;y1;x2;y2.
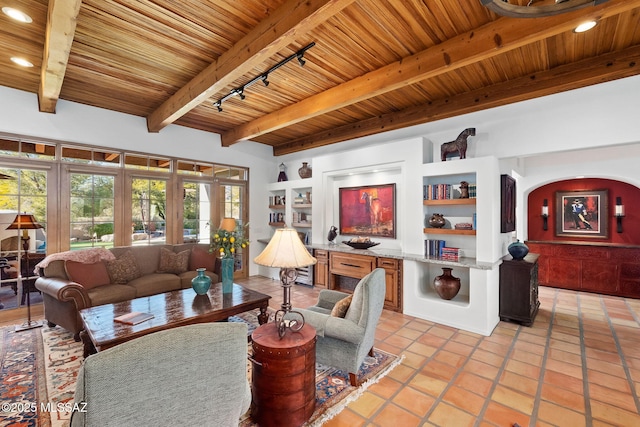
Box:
114;311;155;325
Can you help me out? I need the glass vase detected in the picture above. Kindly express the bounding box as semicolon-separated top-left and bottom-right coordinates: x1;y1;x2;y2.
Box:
221;257;234;293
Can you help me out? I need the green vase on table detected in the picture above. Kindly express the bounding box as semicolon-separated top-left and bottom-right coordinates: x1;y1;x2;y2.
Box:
191;268;212;295
221;257;234;293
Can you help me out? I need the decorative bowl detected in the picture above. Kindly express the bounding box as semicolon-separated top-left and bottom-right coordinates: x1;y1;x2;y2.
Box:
342;240;380;250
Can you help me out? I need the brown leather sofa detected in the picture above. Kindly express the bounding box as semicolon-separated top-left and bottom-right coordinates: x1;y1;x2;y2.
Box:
35;243;219;341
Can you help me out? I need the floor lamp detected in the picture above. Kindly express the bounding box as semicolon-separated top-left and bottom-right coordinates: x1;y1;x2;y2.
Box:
6;213;44;332
254;228;317;338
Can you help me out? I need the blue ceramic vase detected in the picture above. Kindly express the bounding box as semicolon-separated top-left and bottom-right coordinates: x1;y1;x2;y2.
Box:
508;240;529;260
191;268;211;295
221;257;234;294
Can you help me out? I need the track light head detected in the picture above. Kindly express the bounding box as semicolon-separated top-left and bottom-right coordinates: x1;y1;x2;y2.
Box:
297;53;306;67
262;74;269;87
214;101;222;112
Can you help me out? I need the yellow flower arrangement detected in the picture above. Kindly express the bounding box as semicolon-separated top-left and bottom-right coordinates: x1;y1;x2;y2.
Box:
210;224;249;259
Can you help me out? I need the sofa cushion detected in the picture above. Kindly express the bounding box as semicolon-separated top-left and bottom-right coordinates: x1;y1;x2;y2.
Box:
106;250;142;284
157;248;190;274
87;284;138;306
330;294;353;318
189;246;217;271
64;260;111;290
128;273;181;297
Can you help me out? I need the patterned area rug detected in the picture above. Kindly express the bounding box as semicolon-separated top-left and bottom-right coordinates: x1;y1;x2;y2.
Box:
1;310;401;427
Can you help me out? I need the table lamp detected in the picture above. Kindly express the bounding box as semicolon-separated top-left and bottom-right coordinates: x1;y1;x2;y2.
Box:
219;217;237;232
6;213;44;331
254;228;316;338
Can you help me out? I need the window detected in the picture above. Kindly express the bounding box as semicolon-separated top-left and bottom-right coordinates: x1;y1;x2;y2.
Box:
131;178;167;245
217;180;248;277
70;173;115;249
183;181;211;244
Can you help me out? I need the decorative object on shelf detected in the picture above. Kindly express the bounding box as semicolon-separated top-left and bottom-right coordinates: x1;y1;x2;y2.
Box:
212;42;315;112
454;222;473;230
339;183;396;238
428;213;446;228
191;268;212;295
277;163;288;182
508;239;529;260
481;0;605;19
555;189;608;239
541;198;549;230
440;128;476;161
298;162;312;179
500;174;516;233
342;237;380;250
433;267;461;300
615;196;624;233
6;213;44;332
254;228;317;338
209;218;250;293
327;225;338;244
460;181;469;198
305;191;311;203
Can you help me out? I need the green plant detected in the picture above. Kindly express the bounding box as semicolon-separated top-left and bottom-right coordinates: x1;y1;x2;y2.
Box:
210;224;249;259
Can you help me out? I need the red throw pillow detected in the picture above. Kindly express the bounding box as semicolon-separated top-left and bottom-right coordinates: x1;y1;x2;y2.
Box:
65;260;111;290
189;246;216;271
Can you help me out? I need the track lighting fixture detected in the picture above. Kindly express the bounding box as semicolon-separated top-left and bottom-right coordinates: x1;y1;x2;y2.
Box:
212;42;315;112
480;0;608;18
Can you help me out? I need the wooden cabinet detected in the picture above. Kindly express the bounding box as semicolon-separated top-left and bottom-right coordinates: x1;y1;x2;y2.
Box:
313;249;328;289
327;251;402;312
526;241;640;298
377;257;402;311
499;254;540;326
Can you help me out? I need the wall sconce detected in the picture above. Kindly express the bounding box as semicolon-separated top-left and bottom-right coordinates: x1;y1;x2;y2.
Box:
615;196;625;233
541;199;549;231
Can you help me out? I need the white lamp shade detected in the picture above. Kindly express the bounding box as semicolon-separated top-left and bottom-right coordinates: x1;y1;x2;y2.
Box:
254;228;316;268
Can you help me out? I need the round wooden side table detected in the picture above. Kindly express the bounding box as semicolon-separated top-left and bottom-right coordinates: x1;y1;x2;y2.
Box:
250;322;316;427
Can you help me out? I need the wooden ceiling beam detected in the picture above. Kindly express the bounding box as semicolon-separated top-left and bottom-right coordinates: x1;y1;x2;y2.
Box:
146;0;356;133
38;0;82;113
273;44;640;155
223;0;640;146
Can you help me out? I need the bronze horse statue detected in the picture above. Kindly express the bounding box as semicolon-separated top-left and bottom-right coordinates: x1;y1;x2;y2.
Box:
440;128;476;161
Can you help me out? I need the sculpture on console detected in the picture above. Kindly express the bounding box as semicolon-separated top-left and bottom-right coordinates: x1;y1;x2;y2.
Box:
440;128;476;161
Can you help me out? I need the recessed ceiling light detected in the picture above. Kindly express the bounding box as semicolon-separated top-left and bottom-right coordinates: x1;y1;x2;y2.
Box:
574;21;597;33
11;57;34;67
2;6;33;23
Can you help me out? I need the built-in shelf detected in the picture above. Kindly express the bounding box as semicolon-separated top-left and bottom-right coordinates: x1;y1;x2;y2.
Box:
292;203;312;209
423;198;476;206
292;222;311;228
269;222;285;227
423;228;476;235
269;204;285;210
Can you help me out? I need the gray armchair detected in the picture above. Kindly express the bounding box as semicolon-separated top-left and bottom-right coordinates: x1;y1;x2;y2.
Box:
297;268;386;386
70;323;251;427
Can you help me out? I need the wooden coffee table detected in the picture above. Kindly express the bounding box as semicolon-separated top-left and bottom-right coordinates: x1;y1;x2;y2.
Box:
79;282;271;357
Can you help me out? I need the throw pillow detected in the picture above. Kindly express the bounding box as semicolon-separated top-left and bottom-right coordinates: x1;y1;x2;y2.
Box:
330;294;353;318
157;248;190;274
65;260;111;290
106;250;141;284
189;246;216;271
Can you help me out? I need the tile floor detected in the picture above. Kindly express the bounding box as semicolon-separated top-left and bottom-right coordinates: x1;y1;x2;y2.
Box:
242;276;640;427
3;275;639;426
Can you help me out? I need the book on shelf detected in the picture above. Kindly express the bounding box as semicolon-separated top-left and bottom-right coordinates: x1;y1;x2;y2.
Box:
424;239;446;257
114;311;154;325
441;247;460;260
423;183;476;200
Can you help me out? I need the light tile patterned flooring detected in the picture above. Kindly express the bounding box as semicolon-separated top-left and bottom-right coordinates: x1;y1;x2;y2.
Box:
4;275;639;426
241;276;640;427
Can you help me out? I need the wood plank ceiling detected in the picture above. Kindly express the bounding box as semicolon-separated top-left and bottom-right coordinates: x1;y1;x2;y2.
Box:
1;0;639;155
